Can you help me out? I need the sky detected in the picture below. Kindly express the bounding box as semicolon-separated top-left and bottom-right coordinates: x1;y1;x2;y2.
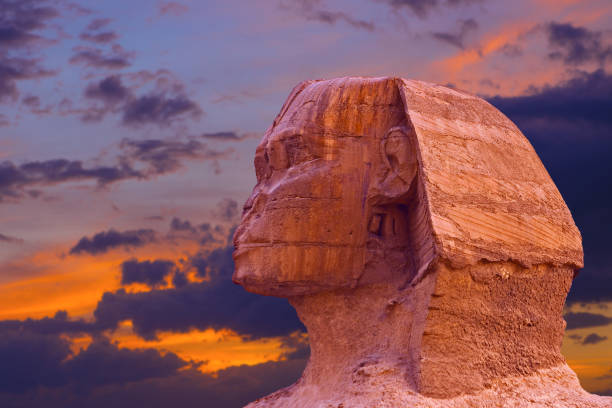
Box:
0;0;611;406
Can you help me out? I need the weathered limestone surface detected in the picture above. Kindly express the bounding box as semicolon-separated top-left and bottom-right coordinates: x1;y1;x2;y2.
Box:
232;77;611;407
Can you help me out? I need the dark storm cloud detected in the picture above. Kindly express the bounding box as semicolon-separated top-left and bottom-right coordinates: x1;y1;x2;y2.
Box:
564;312;612;330
0;352;306;408
432;18;478;49
489;69;612;124
381;0;483;18
93;244;304;340
0;0;59;47
70;228;157;255
170;217;198;233
582;333;608;345
0;57;55;102
168;217;220;244
82;74;203;127
0;0;61;102
0;136;226;202
283;0;375;31
69;45;133;69
0;158;142;201
0;332;188;393
121;259;175;288
545;22;612;66
0;310;95;336
84;75;130;105
0;329;71;392
488;69;612;304
122;93;202;126
62;339;188;387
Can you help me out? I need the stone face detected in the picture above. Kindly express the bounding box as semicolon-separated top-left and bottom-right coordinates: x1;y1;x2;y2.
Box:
232;77;611;407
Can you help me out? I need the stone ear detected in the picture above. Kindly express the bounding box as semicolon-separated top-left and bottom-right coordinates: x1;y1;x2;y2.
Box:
380;126;418;197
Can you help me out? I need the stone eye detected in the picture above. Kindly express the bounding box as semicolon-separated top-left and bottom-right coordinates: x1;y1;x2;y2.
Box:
266;140;288;170
284;134;315;167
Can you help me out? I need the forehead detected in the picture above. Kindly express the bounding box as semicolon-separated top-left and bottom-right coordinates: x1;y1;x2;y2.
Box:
274;77;406;140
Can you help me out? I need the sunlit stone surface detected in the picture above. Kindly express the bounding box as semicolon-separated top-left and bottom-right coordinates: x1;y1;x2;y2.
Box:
232;77;611;407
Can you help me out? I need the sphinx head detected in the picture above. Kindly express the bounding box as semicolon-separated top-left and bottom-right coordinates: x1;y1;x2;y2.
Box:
232;77;422;297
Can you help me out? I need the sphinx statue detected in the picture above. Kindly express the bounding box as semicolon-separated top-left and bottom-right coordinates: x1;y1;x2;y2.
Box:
232;77;611;407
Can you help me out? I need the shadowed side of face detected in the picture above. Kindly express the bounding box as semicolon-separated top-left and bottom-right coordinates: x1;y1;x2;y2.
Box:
233;77;407;297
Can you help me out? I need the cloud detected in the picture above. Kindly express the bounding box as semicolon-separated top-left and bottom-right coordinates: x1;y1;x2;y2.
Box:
168;217;220;244
69;45;133;70
0;348;305;407
0;136;227;202
170;217;198;233
82;74;203;127
22;94;40;107
80;18;118;44
79;31;119;44
283;0;375;31
381;0;483;18
0;1;63;103
215;198;239;222
120;138;226;174
545;22;612;66
432;18;478;49
596;368;612;380
0;329;71;392
93;244;304;340
0;57;55;102
122;94;202;126
564;312;612;330
201;131;260;141
0;303;306;405
489;69;612;125
0;232;23;244
0;0;59;48
70;229;157;255
86;18;112;30
0;158;142;202
0;331;189;393
488;69;612;304
582;333;608;345
84;75;131;106
158;2;190;16
62;339;189;388
121;259;176;288
0;310;95;337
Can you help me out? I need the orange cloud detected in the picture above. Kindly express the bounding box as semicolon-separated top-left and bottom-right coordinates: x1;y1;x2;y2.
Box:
438;21;534;75
110;322;297;373
0;238;205;320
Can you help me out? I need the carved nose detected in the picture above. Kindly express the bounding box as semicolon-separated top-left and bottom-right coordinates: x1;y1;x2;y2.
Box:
233;192;266;247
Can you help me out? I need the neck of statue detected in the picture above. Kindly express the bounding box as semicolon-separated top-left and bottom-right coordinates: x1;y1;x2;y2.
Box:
288;278;435;396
